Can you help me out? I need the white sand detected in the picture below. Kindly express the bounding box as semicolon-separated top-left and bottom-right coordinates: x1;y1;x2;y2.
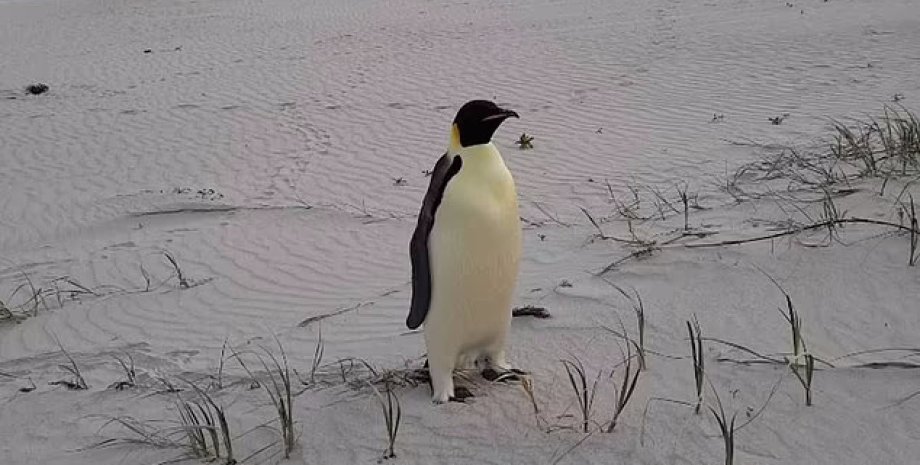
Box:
2;0;920;463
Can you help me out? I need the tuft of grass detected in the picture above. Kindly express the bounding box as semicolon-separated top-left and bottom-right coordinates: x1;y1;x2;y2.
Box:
51;339;88;390
232;338;296;458
368;379;402;460
603;342;642;433
110;353;136;390
830;106;920;176
175;385;236;464
176;397;212;459
687;317;705;414
1;272;48;323
561;357;600;433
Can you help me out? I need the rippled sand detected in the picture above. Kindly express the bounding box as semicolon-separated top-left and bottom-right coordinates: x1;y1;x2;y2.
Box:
2;0;919;464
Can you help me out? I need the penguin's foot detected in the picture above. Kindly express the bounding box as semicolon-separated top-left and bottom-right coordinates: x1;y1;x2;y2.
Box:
482;367;529;383
410;366;431;385
449;386;474;403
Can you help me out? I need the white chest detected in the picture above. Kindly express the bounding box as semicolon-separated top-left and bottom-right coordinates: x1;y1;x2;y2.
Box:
438;143;519;234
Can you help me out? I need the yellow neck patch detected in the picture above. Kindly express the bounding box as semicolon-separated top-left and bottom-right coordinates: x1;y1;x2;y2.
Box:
448;123;462;154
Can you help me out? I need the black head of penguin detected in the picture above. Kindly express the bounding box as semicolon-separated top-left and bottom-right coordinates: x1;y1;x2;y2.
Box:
453;100;519;148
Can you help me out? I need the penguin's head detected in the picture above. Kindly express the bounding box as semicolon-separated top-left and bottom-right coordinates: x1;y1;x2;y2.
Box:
451;100;519;149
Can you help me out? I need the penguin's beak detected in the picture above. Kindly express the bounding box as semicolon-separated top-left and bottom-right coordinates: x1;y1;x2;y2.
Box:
482;108;519;122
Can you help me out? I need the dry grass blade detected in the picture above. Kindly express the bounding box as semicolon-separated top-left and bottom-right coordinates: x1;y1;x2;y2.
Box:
779;293;807;364
604;342;642;433
215;339;228;390
580;206;609;240
708;382;737;465
550;431;596;465
163;251;190;289
907;194;918;266
310;326;325;385
87;416;182;450
688;317;704;414
604;281;647;371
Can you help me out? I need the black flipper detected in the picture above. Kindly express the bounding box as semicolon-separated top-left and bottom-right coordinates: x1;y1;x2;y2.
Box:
407;153;463;329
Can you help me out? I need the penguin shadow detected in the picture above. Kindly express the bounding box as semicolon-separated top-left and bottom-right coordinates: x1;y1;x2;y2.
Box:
415;359;531;403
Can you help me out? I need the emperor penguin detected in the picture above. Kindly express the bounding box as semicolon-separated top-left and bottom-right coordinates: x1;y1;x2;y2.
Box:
408;100;522;403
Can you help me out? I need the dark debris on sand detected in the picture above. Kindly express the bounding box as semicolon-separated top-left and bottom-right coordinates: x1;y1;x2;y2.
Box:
25;83;49;95
512;305;551;318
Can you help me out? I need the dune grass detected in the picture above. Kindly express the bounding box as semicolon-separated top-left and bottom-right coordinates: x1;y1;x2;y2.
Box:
310;326;325;385
604;282;647;371
368;379;402;460
0;272;48;323
214;339;228;390
763;273;819;405
89;416;182;451
791;353;815;406
110;353;136;390
232;338;297;458
831;106;920;176
780;294;807;365
708;383;737;465
905;195;918;266
163;251;190;289
603;342;642;433
51;339;88;390
687;317;705;414
561;356;601;433
175;387;235;464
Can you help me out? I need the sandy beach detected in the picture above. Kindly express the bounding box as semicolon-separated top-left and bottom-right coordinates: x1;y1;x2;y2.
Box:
2;0;920;463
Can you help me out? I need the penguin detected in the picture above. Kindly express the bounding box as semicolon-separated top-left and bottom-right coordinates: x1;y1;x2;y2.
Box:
408;100;522;403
